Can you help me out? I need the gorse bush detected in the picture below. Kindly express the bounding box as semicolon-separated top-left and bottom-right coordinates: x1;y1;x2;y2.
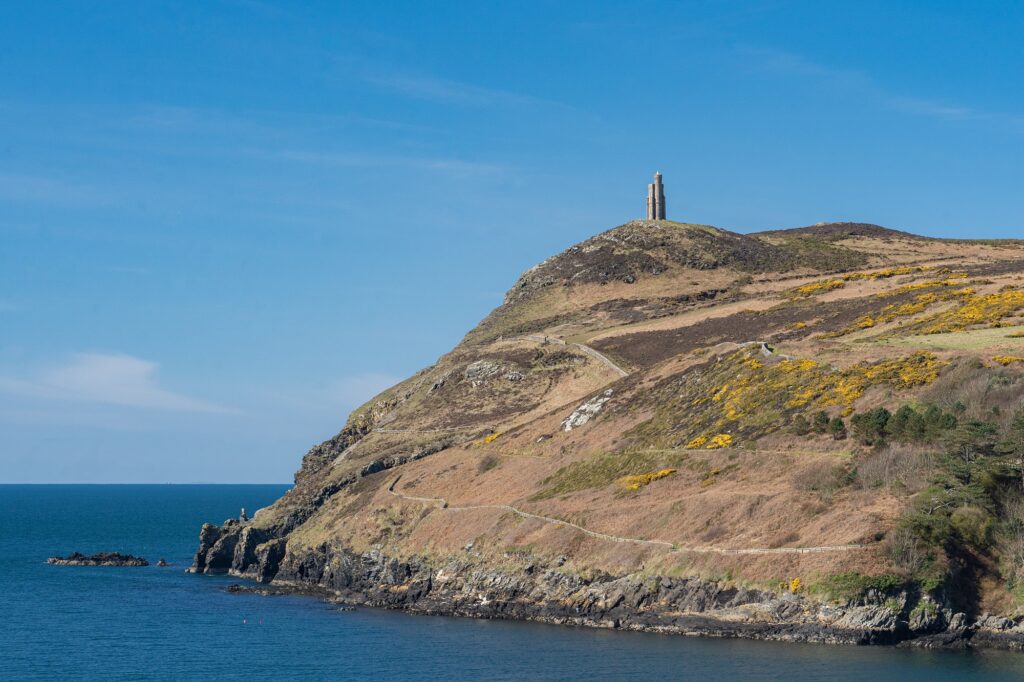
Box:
706;433;733;449
532;451;687;500
685;435;708;449
913;288;1024;335
685;433;733;449
787;266;933;299
818;281;1024;340
790;279;846;297
629;349;947;450
617;468;676;491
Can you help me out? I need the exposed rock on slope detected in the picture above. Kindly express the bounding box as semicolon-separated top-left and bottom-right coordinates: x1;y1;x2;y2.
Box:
192;220;1024;649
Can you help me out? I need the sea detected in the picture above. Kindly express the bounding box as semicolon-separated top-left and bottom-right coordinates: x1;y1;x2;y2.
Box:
3;484;1024;680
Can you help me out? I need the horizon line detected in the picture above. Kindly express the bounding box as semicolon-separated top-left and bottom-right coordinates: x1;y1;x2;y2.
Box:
0;481;293;485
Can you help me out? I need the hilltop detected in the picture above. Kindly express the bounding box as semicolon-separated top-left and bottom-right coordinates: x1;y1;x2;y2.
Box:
191;219;1024;648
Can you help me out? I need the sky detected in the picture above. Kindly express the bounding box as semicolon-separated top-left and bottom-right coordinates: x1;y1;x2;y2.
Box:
1;1;1022;482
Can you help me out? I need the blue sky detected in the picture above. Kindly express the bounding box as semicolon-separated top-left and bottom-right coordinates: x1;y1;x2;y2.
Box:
2;1;1022;482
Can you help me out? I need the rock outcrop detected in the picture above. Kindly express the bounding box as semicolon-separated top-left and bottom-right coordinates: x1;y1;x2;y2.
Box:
192;529;1024;649
48;552;149;567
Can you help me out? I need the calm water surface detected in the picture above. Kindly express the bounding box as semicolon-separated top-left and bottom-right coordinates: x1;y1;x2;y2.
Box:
3;484;1024;680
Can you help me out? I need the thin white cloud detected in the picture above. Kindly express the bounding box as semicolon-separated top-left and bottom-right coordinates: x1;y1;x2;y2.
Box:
359;70;576;114
886;95;978;122
245;147;505;175
0;171;113;206
738;45;1023;129
127;103;440;137
0;353;234;413
120;104;505;175
362;72;527;107
126;104;279;139
741;46;868;85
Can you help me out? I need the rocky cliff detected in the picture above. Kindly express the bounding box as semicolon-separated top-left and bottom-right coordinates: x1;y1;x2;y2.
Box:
191;220;1024;649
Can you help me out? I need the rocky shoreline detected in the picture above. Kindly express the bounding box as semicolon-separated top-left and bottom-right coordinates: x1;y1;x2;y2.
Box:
190;520;1024;651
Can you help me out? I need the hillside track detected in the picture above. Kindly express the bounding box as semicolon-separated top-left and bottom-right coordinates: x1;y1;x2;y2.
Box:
387;477;868;557
520;334;629;378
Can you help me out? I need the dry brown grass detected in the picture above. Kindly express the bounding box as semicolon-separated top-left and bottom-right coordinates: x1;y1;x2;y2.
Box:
261;224;1024;594
855;445;934;493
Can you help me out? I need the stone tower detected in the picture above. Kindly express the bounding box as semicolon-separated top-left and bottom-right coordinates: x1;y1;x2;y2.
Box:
646;172;666;220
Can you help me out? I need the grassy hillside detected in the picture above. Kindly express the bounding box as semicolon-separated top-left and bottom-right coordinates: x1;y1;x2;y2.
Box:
245;219;1024;620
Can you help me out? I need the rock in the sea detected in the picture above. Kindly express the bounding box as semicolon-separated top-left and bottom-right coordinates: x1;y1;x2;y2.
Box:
48;552;149;567
156;558;170;567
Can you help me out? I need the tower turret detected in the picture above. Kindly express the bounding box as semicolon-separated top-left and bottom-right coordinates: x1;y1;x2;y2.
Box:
646;172;666;220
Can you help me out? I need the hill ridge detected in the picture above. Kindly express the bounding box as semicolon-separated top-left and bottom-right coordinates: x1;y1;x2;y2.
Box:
191;218;1024;650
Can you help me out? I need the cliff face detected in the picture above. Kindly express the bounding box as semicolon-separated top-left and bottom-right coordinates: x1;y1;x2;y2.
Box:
192;220;1024;648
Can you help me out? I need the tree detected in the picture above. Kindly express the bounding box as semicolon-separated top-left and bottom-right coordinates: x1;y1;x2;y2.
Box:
829;417;848;441
948;419;998;465
812;411;831;434
792;414;811;436
923;404;956;442
868;407;892;439
851;407;891;446
998;408;1024;491
886;405;917;441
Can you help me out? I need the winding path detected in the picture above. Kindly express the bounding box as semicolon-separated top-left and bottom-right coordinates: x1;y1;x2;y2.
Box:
334;334;630;469
374;426;481;434
387;477;867;557
520;334;629;378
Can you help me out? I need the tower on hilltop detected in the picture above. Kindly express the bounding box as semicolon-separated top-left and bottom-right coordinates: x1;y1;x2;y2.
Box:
646;172;666;220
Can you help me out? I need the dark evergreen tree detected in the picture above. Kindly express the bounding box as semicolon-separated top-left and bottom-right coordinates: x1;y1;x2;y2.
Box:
886;405;916;441
851;407;891;446
948;419;998;465
997;408;1024;491
829;417;848;441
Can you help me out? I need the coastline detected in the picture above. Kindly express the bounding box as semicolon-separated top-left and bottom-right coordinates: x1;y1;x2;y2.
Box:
190;524;1024;652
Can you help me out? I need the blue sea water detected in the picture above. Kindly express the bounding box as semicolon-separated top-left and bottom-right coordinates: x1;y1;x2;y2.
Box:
3;485;1024;680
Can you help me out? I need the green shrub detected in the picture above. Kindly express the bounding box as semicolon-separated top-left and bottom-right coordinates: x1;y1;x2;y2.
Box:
950;505;995;549
791;414;811;436
817;572;905;602
531;450;687;500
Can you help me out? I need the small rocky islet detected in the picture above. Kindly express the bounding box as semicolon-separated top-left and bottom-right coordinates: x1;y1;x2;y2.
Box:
48;552;150;567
